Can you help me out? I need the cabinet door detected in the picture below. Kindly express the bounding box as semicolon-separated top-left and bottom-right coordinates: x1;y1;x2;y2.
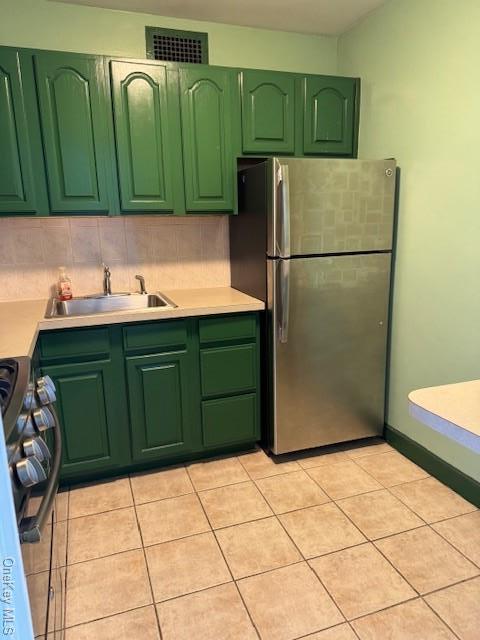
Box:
110;60;177;212
179;66;235;211
42;359;130;479
303;76;356;156
126;351;193;462
241;70;295;154
34;52;113;214
0;49;46;215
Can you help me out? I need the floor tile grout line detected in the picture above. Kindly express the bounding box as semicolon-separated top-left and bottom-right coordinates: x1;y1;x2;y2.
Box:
332;493;427;543
428;507;479;525
419;573;480;598
304;466;384;502
318;492;426;602
127;475;164;640
200;449;435;623
344;593;419;623
270;504;373;562
420;596;463;640
250;470;331;512
425;519;480;569
187;464;262;640
61;603;162;634
348;622;362;640
293;620;362;640
343;594;458;634
384;481;477;527
253;474;353;626
66;501;136;521
64;544;143;568
63;448;478;636
153;579;234;606
380;484;480;568
371;531;480;600
132;488;196;507
235;450;302;481
190;476;258;492
429;521;480;570
347;450;430;491
349;447;434;482
382;484;431;524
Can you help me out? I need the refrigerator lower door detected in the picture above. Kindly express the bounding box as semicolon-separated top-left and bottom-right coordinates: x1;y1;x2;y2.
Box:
269;253;391;454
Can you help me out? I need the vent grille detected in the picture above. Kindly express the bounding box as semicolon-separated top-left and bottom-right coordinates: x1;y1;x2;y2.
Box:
146;27;208;64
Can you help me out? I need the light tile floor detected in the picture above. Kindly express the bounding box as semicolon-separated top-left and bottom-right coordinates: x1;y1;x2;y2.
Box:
54;440;479;639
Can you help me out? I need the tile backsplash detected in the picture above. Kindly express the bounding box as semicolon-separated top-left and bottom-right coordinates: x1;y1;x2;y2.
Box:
0;216;230;301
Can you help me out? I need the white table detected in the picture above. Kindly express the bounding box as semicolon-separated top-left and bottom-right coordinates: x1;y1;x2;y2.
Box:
409;380;480;454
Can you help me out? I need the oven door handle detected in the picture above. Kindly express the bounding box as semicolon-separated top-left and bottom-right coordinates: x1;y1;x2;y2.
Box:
19;406;62;544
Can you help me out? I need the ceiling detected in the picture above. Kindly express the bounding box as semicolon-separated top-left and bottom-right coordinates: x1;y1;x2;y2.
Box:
54;0;388;36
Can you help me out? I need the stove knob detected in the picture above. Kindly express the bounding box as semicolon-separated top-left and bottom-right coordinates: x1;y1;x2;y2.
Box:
23;437;51;463
32;407;56;432
15;456;47;488
23;384;37;411
36;384;56;405
37;375;56;394
17;414;37;437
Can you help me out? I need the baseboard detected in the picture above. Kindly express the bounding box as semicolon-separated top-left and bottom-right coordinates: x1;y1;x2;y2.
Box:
385;424;480;508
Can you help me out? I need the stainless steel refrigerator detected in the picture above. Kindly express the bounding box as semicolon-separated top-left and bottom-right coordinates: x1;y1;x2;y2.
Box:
230;157;397;454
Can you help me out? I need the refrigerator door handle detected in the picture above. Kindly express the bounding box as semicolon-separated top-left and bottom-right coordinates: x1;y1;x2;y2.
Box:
279;165;291;259
278;259;290;344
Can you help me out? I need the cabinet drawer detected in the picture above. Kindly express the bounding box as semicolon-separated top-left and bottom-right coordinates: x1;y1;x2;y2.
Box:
199;314;256;344
123;320;187;352
40;328;110;360
200;344;257;397
202;393;258;448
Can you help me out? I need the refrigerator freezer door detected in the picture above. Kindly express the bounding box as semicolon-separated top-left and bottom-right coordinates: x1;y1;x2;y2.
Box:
269;253;391;454
273;158;396;256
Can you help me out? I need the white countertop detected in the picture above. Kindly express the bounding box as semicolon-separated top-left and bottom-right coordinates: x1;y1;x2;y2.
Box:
0;287;264;359
409;380;480;454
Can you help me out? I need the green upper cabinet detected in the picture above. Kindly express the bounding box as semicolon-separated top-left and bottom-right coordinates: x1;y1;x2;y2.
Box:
110;60;182;213
0;49;46;215
34;52;114;214
179;66;236;212
0;44;361;217
126;351;194;462
240;70;295;154
303;76;357;156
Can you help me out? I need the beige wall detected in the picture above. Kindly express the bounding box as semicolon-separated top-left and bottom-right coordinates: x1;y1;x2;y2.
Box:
338;0;480;480
0;0;338;74
0;217;229;301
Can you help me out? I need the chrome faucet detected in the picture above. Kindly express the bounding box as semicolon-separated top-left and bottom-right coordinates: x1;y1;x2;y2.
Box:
102;263;112;296
135;274;147;294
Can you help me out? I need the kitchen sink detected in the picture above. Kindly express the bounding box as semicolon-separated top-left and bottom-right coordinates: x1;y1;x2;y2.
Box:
45;292;177;318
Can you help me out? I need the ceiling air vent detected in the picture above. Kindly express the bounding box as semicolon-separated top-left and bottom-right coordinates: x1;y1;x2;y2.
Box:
146;27;209;64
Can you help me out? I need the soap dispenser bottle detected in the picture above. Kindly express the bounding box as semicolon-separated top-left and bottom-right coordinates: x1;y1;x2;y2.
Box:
57;266;73;301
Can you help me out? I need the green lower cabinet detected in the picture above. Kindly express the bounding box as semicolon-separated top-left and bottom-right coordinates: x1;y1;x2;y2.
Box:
202;393;259;448
41;313;261;481
200;343;257;397
125;350;194;462
42;359;130;479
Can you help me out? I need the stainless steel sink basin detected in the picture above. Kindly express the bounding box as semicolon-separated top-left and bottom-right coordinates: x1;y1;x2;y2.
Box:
45;292;177;318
